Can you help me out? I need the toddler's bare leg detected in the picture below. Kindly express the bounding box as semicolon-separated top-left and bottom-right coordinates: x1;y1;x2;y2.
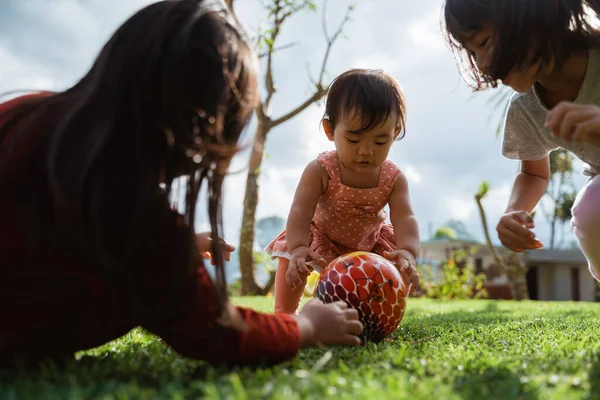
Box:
274;258;307;314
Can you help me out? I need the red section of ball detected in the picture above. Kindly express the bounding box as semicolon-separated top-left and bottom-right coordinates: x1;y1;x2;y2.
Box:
314;251;408;342
329;270;340;285
349;267;366;281
383;301;393;316
357;286;369;302
362;262;376;279
371;301;382;316
369;284;384;302
340;275;356;292
384;283;397;304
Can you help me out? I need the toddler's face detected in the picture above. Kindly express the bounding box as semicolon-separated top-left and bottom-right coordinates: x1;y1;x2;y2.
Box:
324;110;398;175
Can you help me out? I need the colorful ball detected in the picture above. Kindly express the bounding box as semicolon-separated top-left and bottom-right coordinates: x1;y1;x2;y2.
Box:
314;251;409;342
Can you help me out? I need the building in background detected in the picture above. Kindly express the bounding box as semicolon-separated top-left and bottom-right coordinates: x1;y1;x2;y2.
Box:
418;222;597;302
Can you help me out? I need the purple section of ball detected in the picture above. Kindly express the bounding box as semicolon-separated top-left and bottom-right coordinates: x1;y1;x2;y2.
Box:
335;285;347;301
347;292;360;308
325;281;335;296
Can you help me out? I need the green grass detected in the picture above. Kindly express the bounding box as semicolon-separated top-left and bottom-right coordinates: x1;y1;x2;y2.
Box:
2;298;600;399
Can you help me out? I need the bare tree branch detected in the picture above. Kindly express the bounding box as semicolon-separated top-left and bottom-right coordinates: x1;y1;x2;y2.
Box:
263;0;294;108
271;87;325;127
272;1;353;127
321;0;329;42
258;42;298;58
317;2;352;85
475;192;510;274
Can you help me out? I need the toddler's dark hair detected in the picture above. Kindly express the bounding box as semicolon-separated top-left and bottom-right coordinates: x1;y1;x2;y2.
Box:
324;69;407;139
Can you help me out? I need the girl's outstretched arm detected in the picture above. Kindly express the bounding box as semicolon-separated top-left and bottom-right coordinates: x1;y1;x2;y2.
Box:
144;264;302;367
497;157;549;252
146;265;362;367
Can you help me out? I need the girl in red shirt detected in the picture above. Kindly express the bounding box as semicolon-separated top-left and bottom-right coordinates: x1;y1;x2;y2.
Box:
0;0;362;368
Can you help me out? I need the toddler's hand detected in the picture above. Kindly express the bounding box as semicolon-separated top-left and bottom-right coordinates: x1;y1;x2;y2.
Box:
384;250;419;294
546;102;600;146
496;211;543;252
196;232;236;265
294;299;363;347
287;246;325;289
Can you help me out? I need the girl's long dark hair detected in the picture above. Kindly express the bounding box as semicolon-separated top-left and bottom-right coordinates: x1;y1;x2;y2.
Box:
443;0;600;89
0;0;257;323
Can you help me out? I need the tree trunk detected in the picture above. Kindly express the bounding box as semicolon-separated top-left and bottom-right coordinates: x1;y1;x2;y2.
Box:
239;118;275;295
550;217;556;249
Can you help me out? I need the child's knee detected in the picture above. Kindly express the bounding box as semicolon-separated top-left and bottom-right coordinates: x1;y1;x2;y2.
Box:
275;258;289;273
571;179;600;238
571;196;600;239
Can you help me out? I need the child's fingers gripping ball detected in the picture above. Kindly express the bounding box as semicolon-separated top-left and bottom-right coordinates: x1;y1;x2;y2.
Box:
314;251;410;343
383;250;420;293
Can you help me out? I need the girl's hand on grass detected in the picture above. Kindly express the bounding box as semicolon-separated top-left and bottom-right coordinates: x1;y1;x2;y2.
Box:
196;232;236;265
294;299;363;347
287;246;324;289
496;211;543;252
384;249;419;294
546;102;600;146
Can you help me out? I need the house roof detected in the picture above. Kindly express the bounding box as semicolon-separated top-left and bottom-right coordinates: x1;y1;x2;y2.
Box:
523;248;587;264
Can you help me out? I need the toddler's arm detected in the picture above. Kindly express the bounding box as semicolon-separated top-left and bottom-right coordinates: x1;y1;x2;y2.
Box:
387;172;420;291
286;160;327;250
285;160;328;286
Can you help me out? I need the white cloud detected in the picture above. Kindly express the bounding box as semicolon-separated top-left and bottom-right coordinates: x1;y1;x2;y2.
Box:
445;195;476;220
299;104;335;158
352;52;399;72
407;7;446;52
404;165;422;184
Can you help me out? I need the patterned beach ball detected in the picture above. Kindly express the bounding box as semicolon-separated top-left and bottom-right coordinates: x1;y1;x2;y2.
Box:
314;251;409;342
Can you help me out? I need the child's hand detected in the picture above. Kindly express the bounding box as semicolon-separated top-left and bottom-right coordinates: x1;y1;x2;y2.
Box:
293;299;363;347
287;246;325;289
546;102;600;146
496;211;543;252
383;250;419;294
196;232;236;265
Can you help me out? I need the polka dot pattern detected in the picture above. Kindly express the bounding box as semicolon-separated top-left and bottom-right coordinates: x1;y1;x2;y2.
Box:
315;251;409;342
264;151;403;271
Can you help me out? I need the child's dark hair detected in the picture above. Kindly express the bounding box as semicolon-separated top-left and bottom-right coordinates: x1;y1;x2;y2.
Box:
323;69;407;140
0;0;257;323
443;0;600;90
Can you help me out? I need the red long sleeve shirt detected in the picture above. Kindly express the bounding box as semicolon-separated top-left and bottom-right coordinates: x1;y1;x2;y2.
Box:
0;94;300;367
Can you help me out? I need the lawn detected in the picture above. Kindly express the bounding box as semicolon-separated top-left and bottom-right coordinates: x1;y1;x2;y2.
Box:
1;297;600;399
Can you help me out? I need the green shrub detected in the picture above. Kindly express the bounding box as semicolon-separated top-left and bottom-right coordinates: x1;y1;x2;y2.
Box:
423;250;488;300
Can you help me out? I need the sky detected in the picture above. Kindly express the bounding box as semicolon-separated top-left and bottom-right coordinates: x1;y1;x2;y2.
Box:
0;0;589;252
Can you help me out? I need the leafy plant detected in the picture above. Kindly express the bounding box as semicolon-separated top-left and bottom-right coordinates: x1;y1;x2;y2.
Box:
424;250;488;300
